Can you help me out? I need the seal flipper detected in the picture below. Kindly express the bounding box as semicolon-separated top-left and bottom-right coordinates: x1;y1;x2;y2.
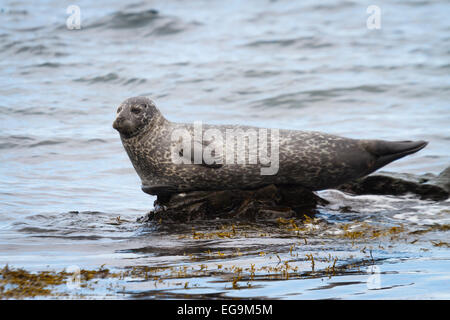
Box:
174;134;223;168
142;185;178;196
192;136;223;168
363;140;428;172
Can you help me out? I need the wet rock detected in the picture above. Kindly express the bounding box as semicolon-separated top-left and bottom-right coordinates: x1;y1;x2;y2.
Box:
140;184;328;223
428;166;450;193
139;166;450;223
337;166;450;201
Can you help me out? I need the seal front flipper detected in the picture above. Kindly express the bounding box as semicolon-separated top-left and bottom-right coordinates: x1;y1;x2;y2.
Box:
142;185;178;196
362;140;428;172
184;136;223;168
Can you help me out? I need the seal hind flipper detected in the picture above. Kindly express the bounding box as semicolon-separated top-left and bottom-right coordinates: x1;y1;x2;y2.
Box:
363;140;428;172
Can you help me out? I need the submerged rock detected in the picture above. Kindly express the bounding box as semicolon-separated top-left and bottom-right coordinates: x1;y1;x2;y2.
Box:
140;184;328;223
337;166;450;201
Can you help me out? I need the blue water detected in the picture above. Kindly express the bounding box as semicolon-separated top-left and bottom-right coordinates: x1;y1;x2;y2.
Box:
0;0;449;299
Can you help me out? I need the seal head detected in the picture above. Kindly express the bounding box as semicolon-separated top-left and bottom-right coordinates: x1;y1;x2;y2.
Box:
112;96;158;139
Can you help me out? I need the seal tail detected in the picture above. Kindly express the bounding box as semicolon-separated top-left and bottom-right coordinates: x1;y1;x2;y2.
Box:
364;140;428;172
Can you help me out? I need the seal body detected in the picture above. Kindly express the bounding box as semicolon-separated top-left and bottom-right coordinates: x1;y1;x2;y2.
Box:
113;97;428;196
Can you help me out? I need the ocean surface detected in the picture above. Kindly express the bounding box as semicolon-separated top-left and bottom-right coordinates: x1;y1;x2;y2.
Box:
0;0;449;299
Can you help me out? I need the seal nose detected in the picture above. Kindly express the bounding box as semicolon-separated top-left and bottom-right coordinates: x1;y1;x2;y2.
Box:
113;116;134;136
113;116;126;131
112;118;121;130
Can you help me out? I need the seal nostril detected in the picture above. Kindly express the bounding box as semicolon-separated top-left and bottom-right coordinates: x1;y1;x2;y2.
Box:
113;118;122;130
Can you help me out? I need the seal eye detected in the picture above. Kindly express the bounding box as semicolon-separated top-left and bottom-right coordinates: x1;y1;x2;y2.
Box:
117;107;122;114
131;106;141;114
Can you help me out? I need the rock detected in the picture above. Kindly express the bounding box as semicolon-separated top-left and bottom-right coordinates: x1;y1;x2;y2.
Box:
428;166;450;193
337;166;450;201
140;184;328;223
139;166;450;223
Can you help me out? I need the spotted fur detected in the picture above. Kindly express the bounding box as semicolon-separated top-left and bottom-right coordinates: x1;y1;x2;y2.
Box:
113;97;427;196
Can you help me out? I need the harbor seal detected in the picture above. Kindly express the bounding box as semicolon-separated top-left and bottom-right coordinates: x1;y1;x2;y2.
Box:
113;96;428;196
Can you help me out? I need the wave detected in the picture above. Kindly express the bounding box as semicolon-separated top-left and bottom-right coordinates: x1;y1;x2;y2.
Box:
0;8;28;15
252;85;390;108
245;36;332;49
74;72;147;85
0;135;108;150
308;1;357;11
82;8;195;36
88;9;159;29
32;62;61;68
11;44;67;57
